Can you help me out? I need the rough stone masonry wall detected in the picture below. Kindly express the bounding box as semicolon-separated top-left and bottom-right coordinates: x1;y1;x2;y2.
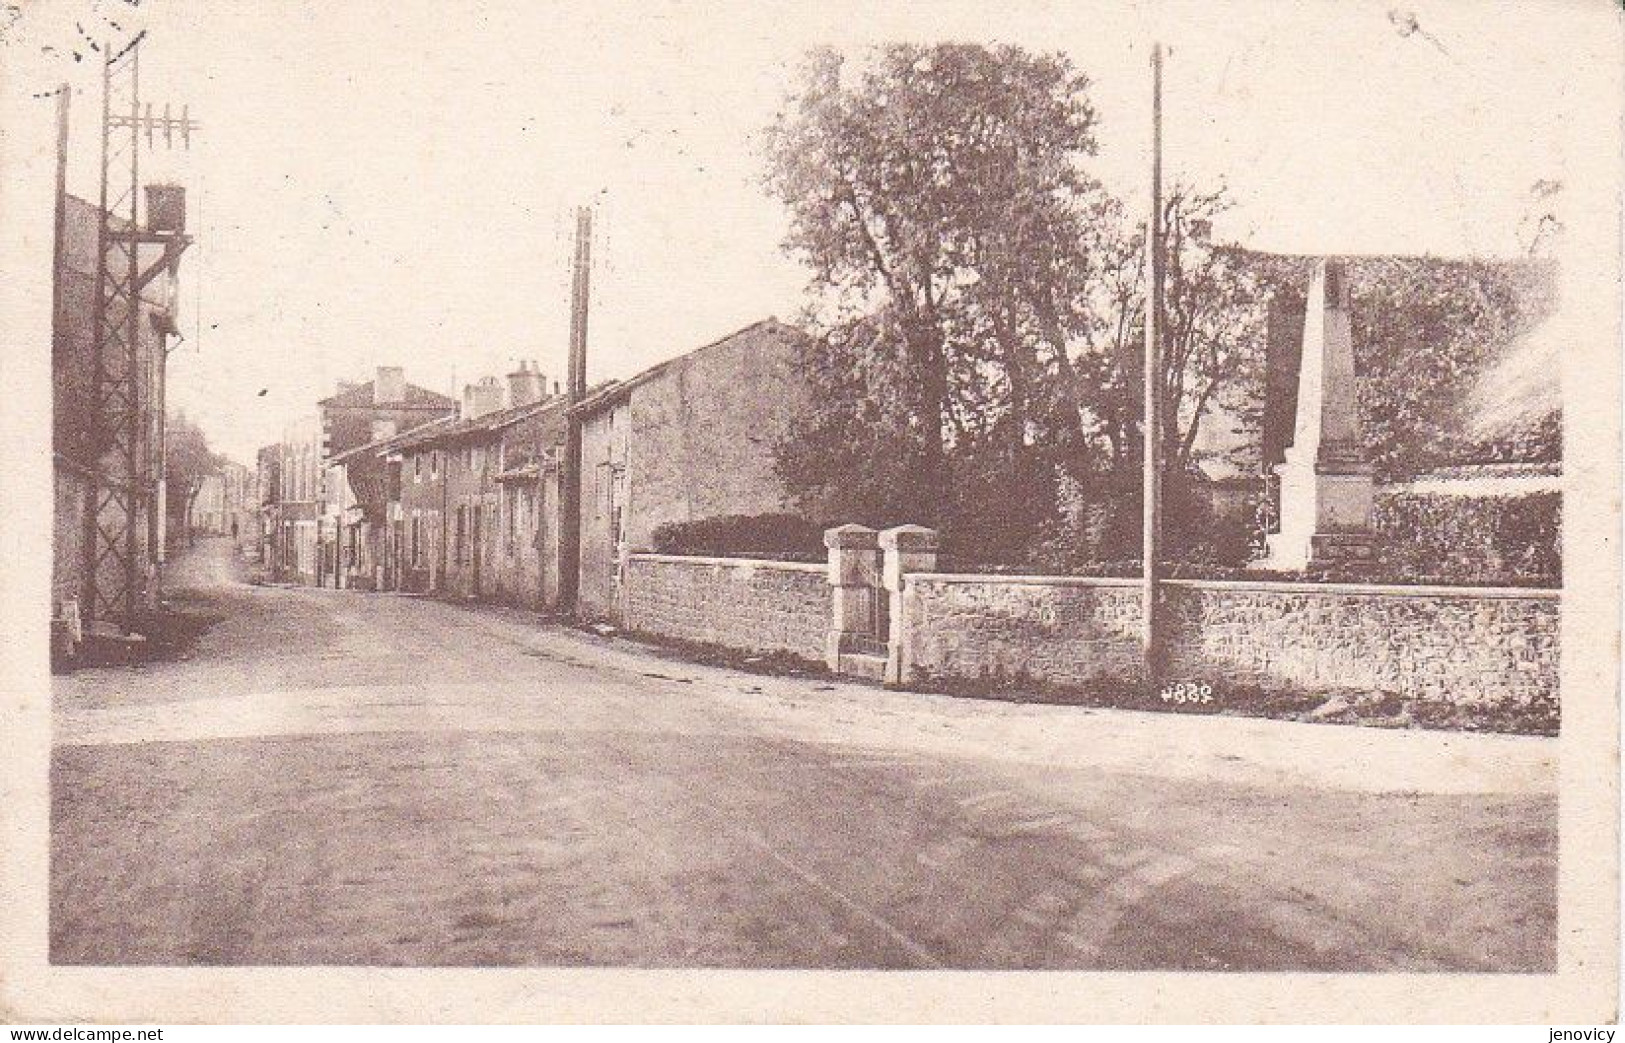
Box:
622;553;828;664
904;575;1146;688
904;574;1558;708
1161;580;1558;708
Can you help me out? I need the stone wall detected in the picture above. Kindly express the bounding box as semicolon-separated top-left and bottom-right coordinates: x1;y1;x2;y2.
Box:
903;573;1558;709
621;553;828;664
607;535;1559;717
903;575;1145;688
1161;580;1557;708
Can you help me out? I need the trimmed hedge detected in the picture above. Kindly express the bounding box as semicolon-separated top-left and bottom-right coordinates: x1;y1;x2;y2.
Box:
650;513;826;562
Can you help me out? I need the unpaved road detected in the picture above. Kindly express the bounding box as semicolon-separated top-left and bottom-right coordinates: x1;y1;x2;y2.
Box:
51;537;1557;969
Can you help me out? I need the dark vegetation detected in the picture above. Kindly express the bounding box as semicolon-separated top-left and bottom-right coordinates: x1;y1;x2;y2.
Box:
752;43;1561;586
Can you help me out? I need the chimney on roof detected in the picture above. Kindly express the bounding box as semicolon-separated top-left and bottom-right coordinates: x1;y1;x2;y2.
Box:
375;366;406;405
508;359;546;407
463;375;504;419
335;379;360;398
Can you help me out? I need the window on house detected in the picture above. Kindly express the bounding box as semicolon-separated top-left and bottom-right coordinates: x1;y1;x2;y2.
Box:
454;505;467;565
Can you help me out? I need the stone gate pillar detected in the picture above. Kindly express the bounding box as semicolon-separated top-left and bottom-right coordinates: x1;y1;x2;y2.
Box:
878;524;939;685
1264;258;1377;572
824;524;881;673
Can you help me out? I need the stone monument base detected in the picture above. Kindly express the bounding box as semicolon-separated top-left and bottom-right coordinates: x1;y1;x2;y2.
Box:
1304;531;1378;574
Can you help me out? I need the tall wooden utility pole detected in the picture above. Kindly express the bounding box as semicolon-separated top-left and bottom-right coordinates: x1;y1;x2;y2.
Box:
557;205;592;612
1142;42;1166;686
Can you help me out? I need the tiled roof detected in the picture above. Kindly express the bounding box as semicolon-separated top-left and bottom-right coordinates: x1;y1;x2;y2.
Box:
328;416;455;466
391;395;568;452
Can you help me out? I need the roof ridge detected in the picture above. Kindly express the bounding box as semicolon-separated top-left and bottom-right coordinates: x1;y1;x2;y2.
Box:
318;378;457;407
570;317;801;417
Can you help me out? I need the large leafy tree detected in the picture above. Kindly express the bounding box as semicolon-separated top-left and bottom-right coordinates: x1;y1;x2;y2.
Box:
764;43;1104;530
766;43;1281;565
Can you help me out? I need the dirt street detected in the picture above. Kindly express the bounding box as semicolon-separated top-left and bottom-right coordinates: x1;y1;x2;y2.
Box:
50;537;1557;969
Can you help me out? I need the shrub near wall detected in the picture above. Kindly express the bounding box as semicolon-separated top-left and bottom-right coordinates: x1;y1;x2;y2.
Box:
1374;491;1560;585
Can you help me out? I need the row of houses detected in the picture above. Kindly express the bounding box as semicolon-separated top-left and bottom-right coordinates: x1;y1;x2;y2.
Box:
254;319;811;617
251;252;1563;626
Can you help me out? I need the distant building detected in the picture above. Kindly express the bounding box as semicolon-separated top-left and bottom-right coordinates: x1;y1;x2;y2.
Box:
390;362;568;605
313;367;457;587
222;459;255;546
257;368;453;586
189;475;227;535
325;418;447;592
265;414;324;585
253;444;280;565
186;459;252;539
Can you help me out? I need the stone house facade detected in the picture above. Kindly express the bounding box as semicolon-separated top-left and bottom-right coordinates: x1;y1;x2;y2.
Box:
390;364;568;606
264;414;323;585
324;420;448;592
257;368;451;587
569;318;813;621
313;368;456;587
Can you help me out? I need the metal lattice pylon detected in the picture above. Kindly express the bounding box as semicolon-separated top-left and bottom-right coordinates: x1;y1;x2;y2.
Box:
82;41;146;631
81;37;196;633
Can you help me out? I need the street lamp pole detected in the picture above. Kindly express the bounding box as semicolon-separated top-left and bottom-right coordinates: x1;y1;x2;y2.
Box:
1142;41;1166;688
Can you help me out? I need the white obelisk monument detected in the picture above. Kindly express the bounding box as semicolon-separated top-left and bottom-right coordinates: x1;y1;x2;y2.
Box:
1264;259;1378;571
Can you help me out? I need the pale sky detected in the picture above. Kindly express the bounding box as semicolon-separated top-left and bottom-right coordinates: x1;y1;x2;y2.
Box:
6;0;1614;462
